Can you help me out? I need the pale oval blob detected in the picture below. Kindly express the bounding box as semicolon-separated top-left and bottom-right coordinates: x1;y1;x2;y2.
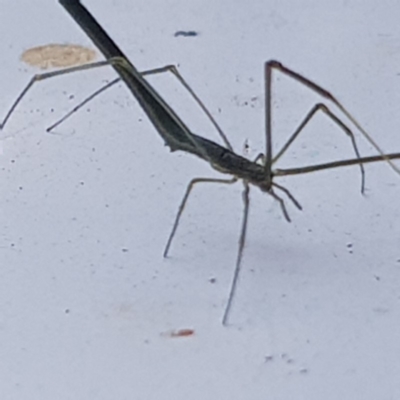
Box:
21;43;97;69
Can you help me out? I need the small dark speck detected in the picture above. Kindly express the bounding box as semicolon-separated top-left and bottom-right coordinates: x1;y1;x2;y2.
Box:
374;275;381;281
65;309;70;314
174;30;199;37
69;94;74;100
264;355;274;362
346;242;353;254
80;181;84;185
209;277;216;284
19;186;23;190
299;368;308;374
122;248;129;253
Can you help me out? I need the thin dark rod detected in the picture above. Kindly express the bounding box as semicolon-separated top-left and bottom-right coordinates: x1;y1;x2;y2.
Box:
222;182;250;326
275;152;400;177
264;62;273;185
59;0;231;159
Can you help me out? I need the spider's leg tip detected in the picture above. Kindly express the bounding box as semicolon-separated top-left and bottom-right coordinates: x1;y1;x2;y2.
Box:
163;249;170;259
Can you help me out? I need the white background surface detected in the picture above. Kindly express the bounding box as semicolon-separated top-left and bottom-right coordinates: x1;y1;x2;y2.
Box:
1;0;400;399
